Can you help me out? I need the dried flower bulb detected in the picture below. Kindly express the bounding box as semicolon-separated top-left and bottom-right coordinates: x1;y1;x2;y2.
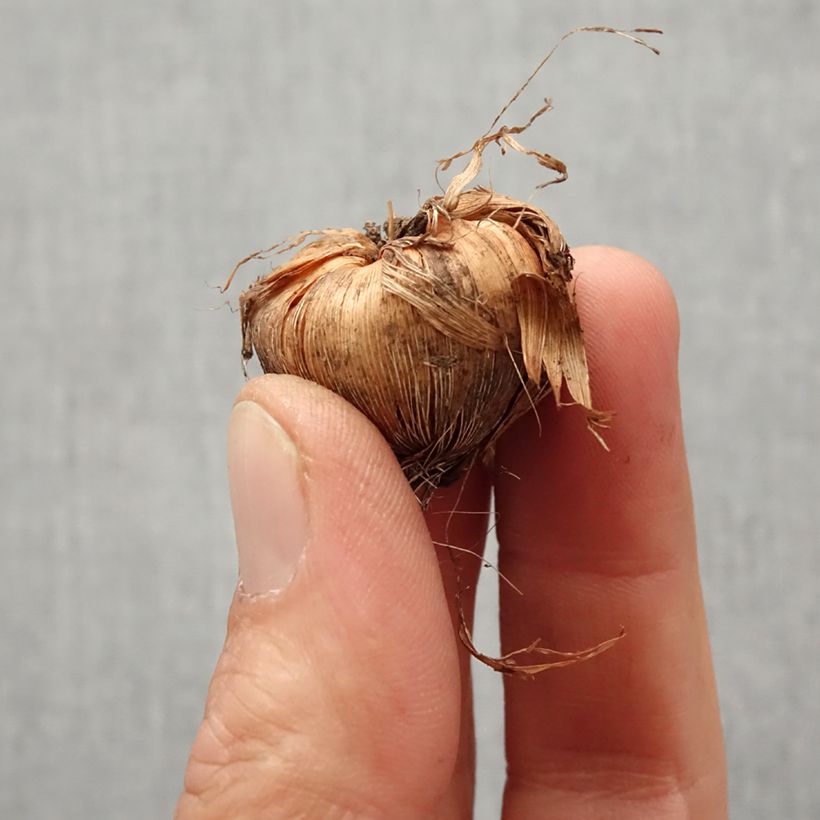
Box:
228;28;664;502
227;25;660;676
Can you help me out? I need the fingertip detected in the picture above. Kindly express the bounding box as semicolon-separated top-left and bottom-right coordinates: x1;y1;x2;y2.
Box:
230;374;445;632
572;245;678;329
495;244;691;564
571;246;680;408
206;374;463;809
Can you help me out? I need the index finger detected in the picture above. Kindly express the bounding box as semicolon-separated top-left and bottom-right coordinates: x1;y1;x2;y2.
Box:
494;247;727;818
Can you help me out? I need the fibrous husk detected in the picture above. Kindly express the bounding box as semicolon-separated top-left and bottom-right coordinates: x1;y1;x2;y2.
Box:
232;117;614;500
227;26;660;500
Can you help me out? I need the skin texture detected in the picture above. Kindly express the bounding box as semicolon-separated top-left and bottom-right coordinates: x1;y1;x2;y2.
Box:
176;247;728;819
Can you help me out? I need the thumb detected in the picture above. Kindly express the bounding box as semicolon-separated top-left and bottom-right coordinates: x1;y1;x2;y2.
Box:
176;375;461;820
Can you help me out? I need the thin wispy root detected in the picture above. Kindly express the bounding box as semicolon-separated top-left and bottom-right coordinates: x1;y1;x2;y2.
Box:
459;620;626;677
439;507;625;677
225;26;659;674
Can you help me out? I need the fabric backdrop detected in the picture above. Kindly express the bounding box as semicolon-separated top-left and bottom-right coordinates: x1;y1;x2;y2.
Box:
1;1;818;817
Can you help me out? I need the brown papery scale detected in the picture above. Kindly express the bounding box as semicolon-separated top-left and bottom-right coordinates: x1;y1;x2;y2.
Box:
225;27;660;675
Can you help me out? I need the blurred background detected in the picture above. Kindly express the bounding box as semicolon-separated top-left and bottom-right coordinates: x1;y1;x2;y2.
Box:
1;1;818;817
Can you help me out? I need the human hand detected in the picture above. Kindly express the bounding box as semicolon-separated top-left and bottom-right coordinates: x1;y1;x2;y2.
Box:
176;247;727;819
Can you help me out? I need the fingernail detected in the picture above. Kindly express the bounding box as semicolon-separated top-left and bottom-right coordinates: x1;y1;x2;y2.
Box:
227;401;307;594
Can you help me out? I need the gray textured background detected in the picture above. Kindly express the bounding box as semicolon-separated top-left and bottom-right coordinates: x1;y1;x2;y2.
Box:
1;1;818;817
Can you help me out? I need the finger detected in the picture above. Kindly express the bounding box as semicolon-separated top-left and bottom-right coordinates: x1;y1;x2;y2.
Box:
424;466;492;817
494;247;727;818
176;375;461;820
